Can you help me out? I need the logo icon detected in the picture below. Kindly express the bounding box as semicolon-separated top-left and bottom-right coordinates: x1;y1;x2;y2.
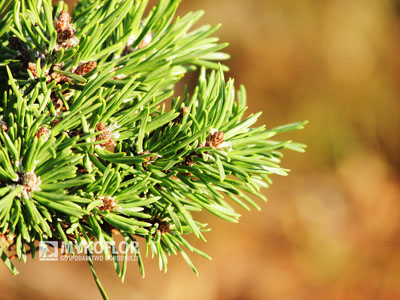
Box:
39;241;59;261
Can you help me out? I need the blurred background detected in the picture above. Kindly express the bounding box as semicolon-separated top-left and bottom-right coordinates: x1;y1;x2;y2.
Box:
2;0;400;299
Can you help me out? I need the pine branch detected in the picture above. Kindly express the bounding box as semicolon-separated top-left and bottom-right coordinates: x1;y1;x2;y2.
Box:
0;0;306;298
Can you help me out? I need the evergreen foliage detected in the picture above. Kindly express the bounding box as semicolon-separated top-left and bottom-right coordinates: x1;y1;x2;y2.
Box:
0;0;306;298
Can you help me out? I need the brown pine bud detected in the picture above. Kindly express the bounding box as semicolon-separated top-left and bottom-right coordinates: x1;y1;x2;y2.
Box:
158;221;171;234
140;150;151;156
96;122;110;142
206;130;225;148
98;196;117;211
56;10;71;33
182;106;190;115
36;127;50;140
74;61;97;76
0;118;8;132
104;139;116;153
96;122;115;152
95;122;106;132
185;159;195;167
22;172;41;195
140;150;158;166
57;27;75;43
28;62;38;78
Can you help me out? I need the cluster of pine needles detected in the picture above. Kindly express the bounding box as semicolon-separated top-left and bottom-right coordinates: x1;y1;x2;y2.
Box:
0;0;306;298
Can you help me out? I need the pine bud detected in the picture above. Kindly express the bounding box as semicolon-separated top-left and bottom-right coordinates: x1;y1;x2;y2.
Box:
95;122;106;132
140;150;159;166
96;122;111;142
0;117;7;132
206;129;225;148
74;61;97;76
22;172;41;196
104;139;116;153
56;10;71;33
36;127;50;141
28;62;38;78
98;196;117;211
185;159;195;167
182;106;190;115
96;122;116;152
57;27;75;43
158;221;171;234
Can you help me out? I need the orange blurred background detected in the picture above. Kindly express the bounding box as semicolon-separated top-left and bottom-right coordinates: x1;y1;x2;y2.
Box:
2;0;400;299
